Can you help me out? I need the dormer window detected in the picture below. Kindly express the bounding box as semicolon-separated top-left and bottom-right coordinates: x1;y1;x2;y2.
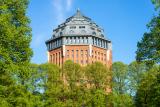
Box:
70;26;76;29
101;34;104;37
81;30;86;34
91;27;95;30
56;29;59;33
97;29;101;32
59;32;63;36
79;26;85;29
92;32;96;35
69;30;74;34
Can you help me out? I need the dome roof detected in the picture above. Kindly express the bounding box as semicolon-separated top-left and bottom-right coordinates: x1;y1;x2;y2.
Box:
52;9;106;39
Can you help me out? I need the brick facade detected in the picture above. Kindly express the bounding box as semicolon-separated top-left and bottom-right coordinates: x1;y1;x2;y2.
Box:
48;45;112;68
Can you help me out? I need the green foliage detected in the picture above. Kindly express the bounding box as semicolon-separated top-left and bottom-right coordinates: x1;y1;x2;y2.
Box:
112;62;128;94
136;14;160;66
0;0;159;106
127;61;147;96
151;0;160;9
85;62;110;89
0;0;32;68
42;61;111;107
63;60;82;90
111;62;137;107
135;1;160;106
108;92;134;107
39;63;62;106
135;65;160;107
91;89;107;107
0;0;35;106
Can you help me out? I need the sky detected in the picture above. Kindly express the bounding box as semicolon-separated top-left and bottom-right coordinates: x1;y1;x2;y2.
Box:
27;0;156;64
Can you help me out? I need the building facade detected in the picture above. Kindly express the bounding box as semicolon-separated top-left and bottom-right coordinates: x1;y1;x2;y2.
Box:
45;9;112;67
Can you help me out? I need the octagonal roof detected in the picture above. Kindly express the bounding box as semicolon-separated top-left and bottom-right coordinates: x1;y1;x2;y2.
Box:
52;9;107;39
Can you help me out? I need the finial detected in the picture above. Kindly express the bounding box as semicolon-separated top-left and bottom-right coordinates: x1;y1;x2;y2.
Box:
76;8;80;14
77;8;80;12
74;8;82;17
76;8;81;17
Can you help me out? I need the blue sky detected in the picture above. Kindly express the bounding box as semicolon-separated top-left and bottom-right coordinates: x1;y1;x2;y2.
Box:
27;0;156;64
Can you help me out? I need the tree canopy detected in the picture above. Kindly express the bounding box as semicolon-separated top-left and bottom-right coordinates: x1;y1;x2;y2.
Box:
136;12;160;66
0;0;160;107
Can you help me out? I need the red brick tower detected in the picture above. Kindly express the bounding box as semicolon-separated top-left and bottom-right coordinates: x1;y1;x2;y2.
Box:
45;9;112;67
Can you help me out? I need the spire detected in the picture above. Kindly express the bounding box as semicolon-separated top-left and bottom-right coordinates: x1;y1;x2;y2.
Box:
77;8;80;12
75;8;82;17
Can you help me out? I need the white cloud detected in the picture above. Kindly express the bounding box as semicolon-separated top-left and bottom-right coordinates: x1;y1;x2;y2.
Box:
52;0;73;24
66;0;73;11
52;0;64;24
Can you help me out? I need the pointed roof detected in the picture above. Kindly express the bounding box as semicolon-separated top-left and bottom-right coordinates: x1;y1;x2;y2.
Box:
75;8;82;17
51;9;107;39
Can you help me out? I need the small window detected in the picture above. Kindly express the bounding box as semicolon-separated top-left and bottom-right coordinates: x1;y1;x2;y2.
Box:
81;60;83;64
92;32;96;35
56;29;59;33
97;29;101;32
81;50;83;57
91;27;95;30
76;50;78;57
79;26;85;29
70;26;76;29
60;32;63;36
85;50;88;55
50;55;52;62
101;34;104;37
67;50;69;58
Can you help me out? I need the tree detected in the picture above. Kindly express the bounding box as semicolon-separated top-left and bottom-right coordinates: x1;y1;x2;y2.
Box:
112;62;128;94
107;92;134;107
127;61;147;96
111;62;135;107
63;60;82;90
151;0;160;9
136;14;160;66
0;0;33;106
85;62;111;90
84;62;111;107
91;90;106;107
135;65;160;107
62;60;90;107
0;0;33;73
41;63;62;107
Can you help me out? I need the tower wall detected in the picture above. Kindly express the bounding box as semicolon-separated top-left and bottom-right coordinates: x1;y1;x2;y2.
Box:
48;45;112;68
